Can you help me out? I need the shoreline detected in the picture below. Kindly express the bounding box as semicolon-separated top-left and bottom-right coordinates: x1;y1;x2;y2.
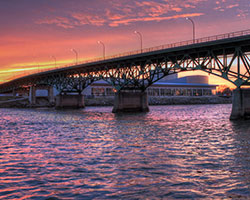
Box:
85;96;232;106
0;96;232;108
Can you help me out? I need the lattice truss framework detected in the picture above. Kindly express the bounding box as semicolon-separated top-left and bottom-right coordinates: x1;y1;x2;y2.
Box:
47;46;250;93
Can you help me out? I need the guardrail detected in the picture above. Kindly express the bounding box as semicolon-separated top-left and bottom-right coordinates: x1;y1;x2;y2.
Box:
95;28;250;60
6;28;250;83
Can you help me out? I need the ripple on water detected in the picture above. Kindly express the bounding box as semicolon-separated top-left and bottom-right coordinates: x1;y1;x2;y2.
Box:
0;105;249;199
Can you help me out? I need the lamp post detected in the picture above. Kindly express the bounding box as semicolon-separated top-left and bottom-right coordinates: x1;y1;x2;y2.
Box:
71;49;78;65
51;56;57;68
134;31;143;53
186;17;195;43
98;41;105;59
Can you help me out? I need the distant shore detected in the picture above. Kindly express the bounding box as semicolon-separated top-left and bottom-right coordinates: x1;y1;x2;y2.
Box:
85;96;232;106
0;96;232;108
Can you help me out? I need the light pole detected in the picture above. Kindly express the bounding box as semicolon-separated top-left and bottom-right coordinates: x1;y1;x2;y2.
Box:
51;55;57;68
134;31;143;53
186;17;195;43
98;41;105;59
71;49;78;65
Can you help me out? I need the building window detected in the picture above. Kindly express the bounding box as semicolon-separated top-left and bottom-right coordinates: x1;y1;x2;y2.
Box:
146;87;214;97
160;89;165;96
106;88;115;96
166;89;172;96
91;88;105;96
155;88;159;96
175;89;181;96
182;89;187;96
193;89;197;96
148;88;154;96
187;89;192;96
197;89;202;96
203;89;212;96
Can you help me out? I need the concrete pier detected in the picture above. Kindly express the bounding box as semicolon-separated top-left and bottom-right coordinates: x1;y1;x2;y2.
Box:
29;86;36;105
29;85;55;105
112;90;149;113
230;88;250;120
48;87;54;104
55;94;85;109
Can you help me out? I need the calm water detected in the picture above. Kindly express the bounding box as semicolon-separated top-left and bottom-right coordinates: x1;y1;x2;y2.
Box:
0;104;249;200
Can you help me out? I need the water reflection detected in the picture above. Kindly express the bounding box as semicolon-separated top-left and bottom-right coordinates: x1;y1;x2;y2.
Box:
228;120;250;199
0;105;249;199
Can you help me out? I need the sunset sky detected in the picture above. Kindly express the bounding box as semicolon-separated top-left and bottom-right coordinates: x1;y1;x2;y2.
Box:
0;0;249;86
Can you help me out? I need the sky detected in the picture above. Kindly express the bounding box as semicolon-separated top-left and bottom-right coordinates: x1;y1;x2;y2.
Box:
0;0;249;86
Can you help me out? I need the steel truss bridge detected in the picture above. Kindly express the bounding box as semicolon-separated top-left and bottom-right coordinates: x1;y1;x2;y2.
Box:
1;29;250;94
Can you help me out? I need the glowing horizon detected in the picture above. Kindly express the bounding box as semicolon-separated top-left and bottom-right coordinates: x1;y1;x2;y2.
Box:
0;0;249;86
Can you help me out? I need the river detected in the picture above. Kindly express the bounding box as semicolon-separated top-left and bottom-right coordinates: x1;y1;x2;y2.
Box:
0;104;249;199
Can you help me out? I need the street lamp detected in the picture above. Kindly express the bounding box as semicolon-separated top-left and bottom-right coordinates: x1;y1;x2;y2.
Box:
186;17;195;43
51;56;57;68
98;41;105;59
71;49;78;65
134;31;143;53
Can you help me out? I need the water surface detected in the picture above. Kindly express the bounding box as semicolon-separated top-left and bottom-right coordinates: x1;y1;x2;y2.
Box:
0;104;249;199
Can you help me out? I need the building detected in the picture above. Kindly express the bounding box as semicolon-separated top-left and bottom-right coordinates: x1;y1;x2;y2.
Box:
83;75;217;97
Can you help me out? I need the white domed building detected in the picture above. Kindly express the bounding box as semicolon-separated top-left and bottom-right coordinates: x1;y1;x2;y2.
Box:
83;74;217;98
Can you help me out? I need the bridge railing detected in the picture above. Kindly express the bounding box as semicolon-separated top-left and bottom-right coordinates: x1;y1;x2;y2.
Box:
81;29;250;63
6;29;250;82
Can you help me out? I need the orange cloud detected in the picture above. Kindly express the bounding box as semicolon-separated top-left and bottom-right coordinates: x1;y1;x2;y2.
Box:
109;13;204;27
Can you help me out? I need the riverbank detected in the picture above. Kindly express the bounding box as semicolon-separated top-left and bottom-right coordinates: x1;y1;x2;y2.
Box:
85;96;232;106
0;97;29;108
0;96;232;108
0;97;53;108
149;96;232;105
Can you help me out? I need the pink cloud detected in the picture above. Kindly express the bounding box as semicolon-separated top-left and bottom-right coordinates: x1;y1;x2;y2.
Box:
36;17;75;29
72;13;106;26
214;1;242;12
237;8;249;19
34;0;211;29
226;4;239;9
135;1;183;17
105;10;125;21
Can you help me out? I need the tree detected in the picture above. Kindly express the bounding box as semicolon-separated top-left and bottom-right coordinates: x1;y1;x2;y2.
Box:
216;85;233;96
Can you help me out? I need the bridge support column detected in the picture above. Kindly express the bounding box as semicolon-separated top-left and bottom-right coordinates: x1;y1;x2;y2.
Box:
48;87;55;104
12;89;16;97
112;90;149;113
55;93;85;109
230;88;250;120
29;86;36;105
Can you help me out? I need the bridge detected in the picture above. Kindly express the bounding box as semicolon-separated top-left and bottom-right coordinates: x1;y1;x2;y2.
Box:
1;29;250;119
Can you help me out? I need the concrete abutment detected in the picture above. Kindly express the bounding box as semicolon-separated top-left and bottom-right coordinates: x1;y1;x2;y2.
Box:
230;88;250;120
112;91;149;113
